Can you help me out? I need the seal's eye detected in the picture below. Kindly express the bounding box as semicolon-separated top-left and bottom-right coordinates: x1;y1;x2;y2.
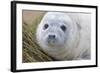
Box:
60;25;66;32
43;24;49;30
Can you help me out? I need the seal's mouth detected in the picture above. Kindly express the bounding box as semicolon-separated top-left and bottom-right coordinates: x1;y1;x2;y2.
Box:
45;33;65;47
47;38;57;46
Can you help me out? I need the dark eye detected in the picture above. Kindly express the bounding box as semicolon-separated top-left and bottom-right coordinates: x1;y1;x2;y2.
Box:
60;25;66;32
43;24;49;30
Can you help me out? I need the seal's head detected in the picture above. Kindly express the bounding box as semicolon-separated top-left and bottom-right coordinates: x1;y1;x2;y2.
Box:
36;12;79;59
40;12;69;48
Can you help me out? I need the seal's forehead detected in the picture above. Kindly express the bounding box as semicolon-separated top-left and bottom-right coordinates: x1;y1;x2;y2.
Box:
42;12;73;25
44;12;67;19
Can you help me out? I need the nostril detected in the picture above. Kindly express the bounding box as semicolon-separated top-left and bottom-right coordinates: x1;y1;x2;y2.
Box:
49;35;55;39
52;35;55;38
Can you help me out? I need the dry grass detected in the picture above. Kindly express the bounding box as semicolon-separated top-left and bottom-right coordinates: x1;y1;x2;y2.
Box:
22;11;54;63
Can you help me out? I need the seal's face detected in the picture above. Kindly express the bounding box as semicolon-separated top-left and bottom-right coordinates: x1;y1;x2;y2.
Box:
42;22;67;47
36;12;75;49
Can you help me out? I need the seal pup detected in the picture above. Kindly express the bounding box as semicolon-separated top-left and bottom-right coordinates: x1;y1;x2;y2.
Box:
36;12;91;60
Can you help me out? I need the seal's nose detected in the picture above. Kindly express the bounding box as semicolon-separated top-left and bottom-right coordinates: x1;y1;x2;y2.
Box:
48;35;55;39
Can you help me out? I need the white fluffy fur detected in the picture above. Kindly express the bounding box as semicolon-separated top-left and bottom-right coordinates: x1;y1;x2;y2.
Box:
36;12;91;60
